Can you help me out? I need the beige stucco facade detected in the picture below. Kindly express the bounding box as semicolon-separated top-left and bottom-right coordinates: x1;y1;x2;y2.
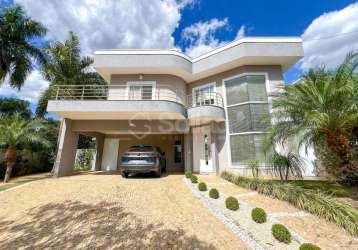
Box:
48;37;306;177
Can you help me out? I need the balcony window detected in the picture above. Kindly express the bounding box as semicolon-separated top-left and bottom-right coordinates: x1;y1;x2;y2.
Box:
193;83;215;106
127;81;155;100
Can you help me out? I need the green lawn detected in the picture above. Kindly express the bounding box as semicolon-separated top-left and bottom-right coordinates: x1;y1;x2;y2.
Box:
281;180;357;199
0;172;51;192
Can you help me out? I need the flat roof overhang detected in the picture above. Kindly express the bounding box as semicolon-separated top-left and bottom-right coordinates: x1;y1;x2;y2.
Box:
47;100;186;120
94;37;304;83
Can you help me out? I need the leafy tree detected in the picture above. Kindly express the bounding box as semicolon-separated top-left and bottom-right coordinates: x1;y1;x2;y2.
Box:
0;113;51;182
0;5;46;89
267;53;358;183
0;97;32;119
36;31;106;117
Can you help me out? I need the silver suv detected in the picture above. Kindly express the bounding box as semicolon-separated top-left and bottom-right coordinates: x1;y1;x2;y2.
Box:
120;145;166;178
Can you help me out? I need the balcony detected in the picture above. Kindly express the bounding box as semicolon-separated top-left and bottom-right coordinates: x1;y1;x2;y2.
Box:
186;92;225;125
47;85;226;123
47;84;186;120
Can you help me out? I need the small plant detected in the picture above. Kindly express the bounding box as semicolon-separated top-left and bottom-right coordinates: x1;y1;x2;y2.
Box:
190;175;198;183
198;182;207;191
299;243;321;250
225;196;239;211
209;188;219;199
247;159;260;178
251;208;267;223
272;224;291;244
185;171;193;178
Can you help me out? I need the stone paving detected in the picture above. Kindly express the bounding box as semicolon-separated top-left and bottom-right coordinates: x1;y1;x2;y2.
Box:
195;175;358;250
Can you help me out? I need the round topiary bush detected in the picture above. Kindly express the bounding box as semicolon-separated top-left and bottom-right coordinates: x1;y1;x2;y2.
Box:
299;243;321;250
185;171;192;178
272;224;291;244
190;175;198;183
198;182;207;191
225;196;239;211
251;207;267;223
209;188;219;199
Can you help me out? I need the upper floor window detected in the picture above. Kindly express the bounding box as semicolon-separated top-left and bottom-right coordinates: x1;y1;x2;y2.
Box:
224;74;270;165
127;81;155;100
225;75;267;105
192;83;215;106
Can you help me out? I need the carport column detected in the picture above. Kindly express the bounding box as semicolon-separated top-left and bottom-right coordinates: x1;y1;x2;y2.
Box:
53;118;79;177
184;130;193;172
210;122;220;174
94;133;105;171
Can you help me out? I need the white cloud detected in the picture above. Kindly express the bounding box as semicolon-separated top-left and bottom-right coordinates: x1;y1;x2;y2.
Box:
181;18;229;58
235;25;245;39
4;0;198;103
14;0;195;55
300;3;358;70
0;70;49;103
181;18;246;58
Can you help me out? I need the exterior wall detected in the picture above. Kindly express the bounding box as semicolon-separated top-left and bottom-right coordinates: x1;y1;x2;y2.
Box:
101;138;120;171
106;134;185;172
53;118;79;177
110;74;187;105
187;65;284;174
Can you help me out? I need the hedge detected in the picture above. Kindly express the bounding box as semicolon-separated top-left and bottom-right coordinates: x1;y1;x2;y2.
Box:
221;171;358;236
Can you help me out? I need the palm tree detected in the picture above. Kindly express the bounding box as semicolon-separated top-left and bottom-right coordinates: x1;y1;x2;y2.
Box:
0;5;46;89
271;151;304;181
0;114;51;183
267;53;358;182
36;31;106;117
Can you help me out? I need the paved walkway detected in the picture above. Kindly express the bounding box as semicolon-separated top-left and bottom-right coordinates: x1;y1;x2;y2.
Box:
0;172;246;250
198;175;358;250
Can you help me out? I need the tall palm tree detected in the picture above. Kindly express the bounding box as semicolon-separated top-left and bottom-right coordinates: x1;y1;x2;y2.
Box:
0;5;46;89
36;31;106;117
0;114;51;183
267;53;358;182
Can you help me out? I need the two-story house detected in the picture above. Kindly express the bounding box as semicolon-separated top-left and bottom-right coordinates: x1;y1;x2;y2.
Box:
47;37;304;177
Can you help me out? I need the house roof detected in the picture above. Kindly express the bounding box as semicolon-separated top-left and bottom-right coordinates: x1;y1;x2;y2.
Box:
93;37;304;82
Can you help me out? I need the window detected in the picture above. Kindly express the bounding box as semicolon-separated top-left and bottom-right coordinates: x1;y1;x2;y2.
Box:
174;141;182;163
204;135;210;165
230;134;266;164
227;104;270;133
127;82;155;100
224;74;270;166
193;83;215;106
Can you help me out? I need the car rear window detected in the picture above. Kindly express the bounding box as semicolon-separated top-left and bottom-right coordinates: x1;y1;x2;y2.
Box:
128;146;155;152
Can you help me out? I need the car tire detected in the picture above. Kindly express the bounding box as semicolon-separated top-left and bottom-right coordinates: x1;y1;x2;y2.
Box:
122;172;129;178
154;168;162;178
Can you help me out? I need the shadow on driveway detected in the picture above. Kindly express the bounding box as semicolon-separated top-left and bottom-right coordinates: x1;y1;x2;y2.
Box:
0;200;216;249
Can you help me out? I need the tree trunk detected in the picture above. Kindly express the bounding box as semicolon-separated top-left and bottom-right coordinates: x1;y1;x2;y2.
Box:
325;130;357;183
4;145;17;183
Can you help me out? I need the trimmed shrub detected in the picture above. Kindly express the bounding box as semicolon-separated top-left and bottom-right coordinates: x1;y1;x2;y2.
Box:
221;171;358;237
251;208;267;223
272;224;291;244
299;243;321;250
198;182;207;191
225;196;239;211
209;188;219;199
185;171;192;179
190;175;198;183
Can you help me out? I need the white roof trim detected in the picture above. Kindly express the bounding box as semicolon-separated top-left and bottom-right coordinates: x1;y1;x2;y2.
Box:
94;37;303;62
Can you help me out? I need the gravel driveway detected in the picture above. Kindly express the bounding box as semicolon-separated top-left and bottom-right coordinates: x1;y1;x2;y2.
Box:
0;172;246;250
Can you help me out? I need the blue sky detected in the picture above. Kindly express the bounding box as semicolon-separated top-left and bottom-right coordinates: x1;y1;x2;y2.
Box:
1;0;358;110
